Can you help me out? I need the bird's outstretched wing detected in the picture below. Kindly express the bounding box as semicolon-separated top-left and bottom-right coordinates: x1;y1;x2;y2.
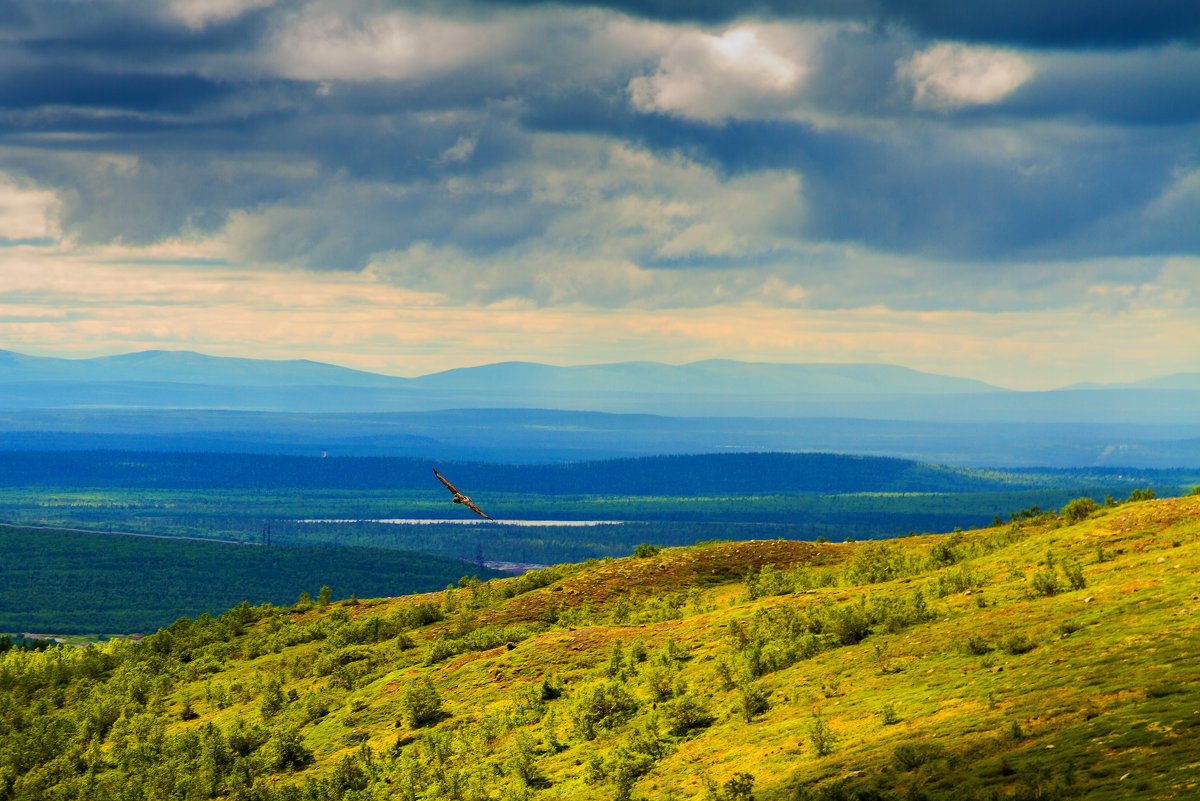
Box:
461;499;493;521
432;468;459;495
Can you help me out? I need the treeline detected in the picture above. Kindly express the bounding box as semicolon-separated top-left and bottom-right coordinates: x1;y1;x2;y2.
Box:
0;526;501;635
0;450;1052;495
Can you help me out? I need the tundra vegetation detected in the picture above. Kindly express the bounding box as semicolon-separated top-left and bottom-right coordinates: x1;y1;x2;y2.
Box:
0;495;1198;800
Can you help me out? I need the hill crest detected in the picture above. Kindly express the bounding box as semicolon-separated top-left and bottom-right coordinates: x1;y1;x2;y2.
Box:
2;495;1197;800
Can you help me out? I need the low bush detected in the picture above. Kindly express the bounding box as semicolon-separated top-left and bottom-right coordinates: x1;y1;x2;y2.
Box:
1063;562;1086;591
1001;632;1036;655
1029;569;1060;597
571;680;639;739
961;635;992;655
891;740;945;771
1060;497;1099;523
1144;679;1183;698
664;691;715;735
738;682;770;722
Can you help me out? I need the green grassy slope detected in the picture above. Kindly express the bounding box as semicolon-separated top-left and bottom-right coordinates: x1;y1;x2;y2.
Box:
0;496;1197;800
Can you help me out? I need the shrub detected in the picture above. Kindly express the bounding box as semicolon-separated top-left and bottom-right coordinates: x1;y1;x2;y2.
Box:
1057;620;1082;636
506;731;543;788
842;542;910;584
879;703;900;726
399;676;443;728
259;676;287;720
604;641;626;679
571;681;639;739
644;665;675;701
928;538;961;567
892;740;945;771
424;637;456;665
1063;562;1086;590
738;682;770;722
1145;679;1182;698
826;603;872;646
724;772;756;801
1127;487;1155;502
1001;633;1035;655
961;635;992;655
1030;569;1060;597
714;656;737;690
664;692;715;735
633;543;661;558
538;674;563;701
267;726;312;771
1060;497;1099;523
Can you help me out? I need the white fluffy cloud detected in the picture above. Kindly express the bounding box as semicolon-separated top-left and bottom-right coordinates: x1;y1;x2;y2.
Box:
629;26;810;121
898;42;1033;110
168;0;278;30
262;4;510;82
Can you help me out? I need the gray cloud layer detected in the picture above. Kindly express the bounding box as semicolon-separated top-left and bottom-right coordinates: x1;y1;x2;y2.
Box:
1;0;1197;310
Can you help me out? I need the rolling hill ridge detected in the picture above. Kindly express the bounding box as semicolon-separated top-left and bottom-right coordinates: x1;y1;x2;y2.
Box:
2;495;1197;800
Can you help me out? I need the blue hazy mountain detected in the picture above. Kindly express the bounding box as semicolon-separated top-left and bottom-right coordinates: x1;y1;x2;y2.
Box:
1;351;1197;437
1063;373;1200;391
0;349;399;387
0;350;1004;395
409;359;1005;396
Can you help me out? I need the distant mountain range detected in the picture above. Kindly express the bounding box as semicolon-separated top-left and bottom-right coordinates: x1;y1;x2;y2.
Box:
0;349;397;387
0;349;1008;394
1;350;1198;444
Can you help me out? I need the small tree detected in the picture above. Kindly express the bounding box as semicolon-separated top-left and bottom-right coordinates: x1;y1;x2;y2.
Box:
1063;561;1086;590
267;726;312;771
259;676;287;721
738;681;769;722
633;543;661;558
318;586;332;607
724;772;755;801
809;709;836;757
400;676;443;728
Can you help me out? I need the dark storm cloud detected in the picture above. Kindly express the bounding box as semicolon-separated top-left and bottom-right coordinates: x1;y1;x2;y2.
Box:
0;66;229;112
525;100;1196;261
7;1;270;60
0;0;1198;306
479;0;1200;47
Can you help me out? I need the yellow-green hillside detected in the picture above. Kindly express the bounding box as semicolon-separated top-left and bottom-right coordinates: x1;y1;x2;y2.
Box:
2;496;1197;801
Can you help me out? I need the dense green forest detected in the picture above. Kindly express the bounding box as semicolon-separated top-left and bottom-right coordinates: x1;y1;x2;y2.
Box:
0;525;501;635
0;452;1193;553
1;450;1194;495
0;496;1196;800
0;485;1190;562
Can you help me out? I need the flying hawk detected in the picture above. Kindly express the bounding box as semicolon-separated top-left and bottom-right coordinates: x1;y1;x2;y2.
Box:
432;468;494;520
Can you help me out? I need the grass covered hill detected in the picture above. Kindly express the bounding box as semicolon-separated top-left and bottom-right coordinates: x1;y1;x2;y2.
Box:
1;495;1198;800
0;525;503;635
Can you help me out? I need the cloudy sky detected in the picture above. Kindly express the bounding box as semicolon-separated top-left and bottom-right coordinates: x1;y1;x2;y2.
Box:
1;0;1197;389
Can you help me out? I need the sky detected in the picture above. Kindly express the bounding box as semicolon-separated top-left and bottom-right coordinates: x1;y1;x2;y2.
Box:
0;0;1197;390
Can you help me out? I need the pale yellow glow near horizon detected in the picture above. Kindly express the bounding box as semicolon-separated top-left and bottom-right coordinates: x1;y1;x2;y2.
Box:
0;242;1196;391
